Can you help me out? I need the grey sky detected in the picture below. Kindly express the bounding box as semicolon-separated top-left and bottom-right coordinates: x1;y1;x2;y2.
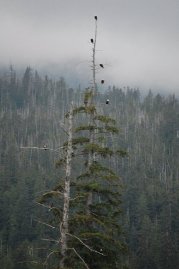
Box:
0;0;179;92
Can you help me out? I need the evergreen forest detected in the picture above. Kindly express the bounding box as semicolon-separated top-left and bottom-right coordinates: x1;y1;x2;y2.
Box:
0;66;179;269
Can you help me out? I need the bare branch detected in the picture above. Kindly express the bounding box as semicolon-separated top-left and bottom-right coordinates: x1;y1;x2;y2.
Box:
36;202;62;213
70;195;85;201
20;146;65;152
37;190;63;201
18;261;40;264
33;218;56;229
67;233;105;256
35;247;48;250
53;146;67;152
43;250;59;266
35;202;51;210
41;238;59;243
68;247;90;269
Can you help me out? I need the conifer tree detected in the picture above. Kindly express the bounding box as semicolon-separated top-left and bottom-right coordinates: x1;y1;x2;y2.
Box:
37;17;127;269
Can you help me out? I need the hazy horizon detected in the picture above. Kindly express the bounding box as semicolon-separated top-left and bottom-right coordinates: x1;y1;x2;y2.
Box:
0;0;178;93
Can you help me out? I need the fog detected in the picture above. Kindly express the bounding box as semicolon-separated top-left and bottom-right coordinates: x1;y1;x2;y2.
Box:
0;0;179;92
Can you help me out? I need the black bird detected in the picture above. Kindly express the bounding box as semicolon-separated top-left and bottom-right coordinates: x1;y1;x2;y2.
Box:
101;80;104;84
94;16;98;20
99;64;104;68
106;99;109;105
90;38;94;43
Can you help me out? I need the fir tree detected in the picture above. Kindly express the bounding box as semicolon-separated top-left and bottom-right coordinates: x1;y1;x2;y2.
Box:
37;16;127;269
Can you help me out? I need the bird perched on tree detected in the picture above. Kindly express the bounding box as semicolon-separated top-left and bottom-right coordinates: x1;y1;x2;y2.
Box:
99;64;104;68
43;144;47;150
90;38;94;43
101;80;104;84
94;16;98;20
106;99;109;104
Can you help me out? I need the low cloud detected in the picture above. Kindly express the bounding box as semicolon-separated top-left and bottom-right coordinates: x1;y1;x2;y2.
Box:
0;0;178;93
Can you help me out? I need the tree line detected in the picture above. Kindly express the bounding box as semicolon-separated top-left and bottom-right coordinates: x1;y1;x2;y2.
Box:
0;66;179;268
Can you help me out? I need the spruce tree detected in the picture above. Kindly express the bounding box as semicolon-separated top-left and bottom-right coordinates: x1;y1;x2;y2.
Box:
37;16;127;269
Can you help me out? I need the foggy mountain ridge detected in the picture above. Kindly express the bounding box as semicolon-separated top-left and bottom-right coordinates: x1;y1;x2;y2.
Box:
0;63;178;97
0;0;178;92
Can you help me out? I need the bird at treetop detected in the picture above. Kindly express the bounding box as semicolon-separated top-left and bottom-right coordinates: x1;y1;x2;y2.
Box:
94;16;97;20
101;80;104;84
106;99;109;104
90;38;94;43
99;64;104;68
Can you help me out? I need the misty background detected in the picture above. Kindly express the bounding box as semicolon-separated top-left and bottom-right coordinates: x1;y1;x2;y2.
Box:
0;0;179;93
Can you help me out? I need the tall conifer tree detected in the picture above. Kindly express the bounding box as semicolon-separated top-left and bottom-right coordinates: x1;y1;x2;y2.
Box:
38;17;127;269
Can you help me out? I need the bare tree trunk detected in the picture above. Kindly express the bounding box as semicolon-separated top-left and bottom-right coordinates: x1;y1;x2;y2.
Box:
60;102;73;268
92;19;97;97
86;18;98;214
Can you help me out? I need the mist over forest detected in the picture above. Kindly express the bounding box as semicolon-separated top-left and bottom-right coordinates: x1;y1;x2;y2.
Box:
0;1;179;268
1;0;179;92
0;65;179;269
0;63;177;97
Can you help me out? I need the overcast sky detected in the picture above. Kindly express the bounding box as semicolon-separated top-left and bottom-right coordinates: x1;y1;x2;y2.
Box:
0;0;179;92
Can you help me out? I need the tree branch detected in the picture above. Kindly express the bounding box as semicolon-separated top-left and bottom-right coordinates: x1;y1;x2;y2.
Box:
20;146;65;152
41;238;59;243
35;202;51;210
68;247;90;269
70;195;85;201
33;218;56;229
18;261;40;264
43;250;59;266
67;233;105;256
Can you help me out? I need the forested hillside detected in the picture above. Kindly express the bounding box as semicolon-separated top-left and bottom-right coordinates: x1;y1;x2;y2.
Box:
0;66;179;269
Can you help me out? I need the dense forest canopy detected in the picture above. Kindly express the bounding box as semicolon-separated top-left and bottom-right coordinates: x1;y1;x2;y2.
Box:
0;66;179;269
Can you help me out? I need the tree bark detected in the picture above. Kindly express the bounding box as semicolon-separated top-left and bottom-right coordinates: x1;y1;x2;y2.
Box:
86;19;98;214
60;102;73;268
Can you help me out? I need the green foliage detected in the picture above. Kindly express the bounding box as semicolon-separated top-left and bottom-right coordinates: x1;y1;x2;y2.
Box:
63;137;90;147
56;158;66;167
73;105;96;115
84;89;93;100
70;213;105;227
1;68;179;269
105;125;119;134
89;161;117;176
94;114;116;125
75;124;98;132
83;143;114;157
116;149;128;157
